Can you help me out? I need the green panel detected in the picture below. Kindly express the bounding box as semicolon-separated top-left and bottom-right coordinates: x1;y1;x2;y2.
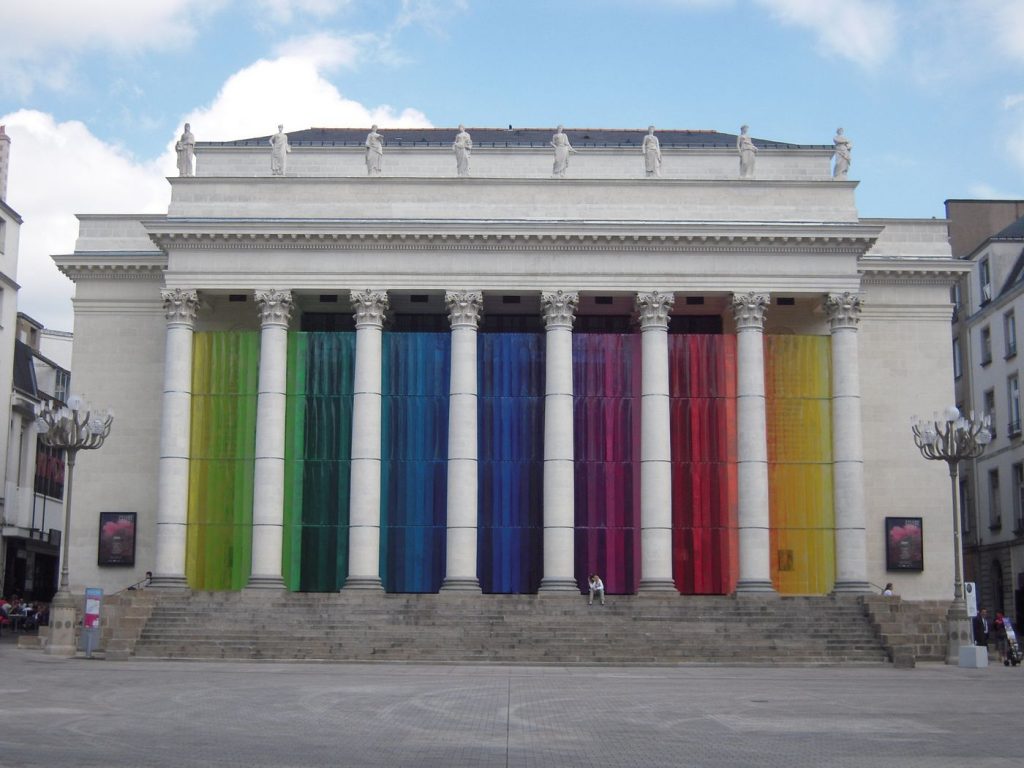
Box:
186;331;259;591
284;332;355;592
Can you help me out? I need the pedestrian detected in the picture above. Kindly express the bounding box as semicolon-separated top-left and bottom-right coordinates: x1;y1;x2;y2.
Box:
588;574;605;606
994;611;1009;665
882;583;894;596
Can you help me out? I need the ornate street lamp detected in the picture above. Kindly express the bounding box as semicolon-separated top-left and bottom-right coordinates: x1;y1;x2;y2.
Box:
37;395;113;656
911;406;990;665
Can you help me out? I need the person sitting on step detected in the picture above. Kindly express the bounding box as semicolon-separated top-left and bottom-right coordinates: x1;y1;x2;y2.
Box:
588;574;605;606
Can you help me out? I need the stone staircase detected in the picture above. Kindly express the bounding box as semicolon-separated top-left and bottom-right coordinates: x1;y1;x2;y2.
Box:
108;592;891;665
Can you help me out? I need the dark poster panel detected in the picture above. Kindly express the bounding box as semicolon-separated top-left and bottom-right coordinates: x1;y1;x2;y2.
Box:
98;512;137;566
885;517;923;571
34;440;65;499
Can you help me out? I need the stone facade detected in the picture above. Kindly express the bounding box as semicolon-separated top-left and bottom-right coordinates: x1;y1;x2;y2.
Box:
53;127;960;602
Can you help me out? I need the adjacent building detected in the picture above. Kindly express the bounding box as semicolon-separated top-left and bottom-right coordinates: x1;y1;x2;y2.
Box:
54;126;961;601
949;199;1024;624
0;127;72;601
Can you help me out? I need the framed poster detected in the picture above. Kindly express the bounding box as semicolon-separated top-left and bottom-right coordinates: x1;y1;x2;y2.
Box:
98;512;137;566
885;517;923;571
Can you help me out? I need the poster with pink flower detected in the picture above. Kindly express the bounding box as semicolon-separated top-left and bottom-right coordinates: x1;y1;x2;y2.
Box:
98;512;136;566
885;517;923;571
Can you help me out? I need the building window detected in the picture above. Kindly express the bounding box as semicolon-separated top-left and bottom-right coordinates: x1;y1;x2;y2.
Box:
54;369;70;403
1006;310;1017;358
981;326;993;366
980;257;992;304
984;388;997;437
1009;375;1022;437
961;477;974;538
989;469;1002;530
951;280;963;319
953;337;962;379
1014;463;1024;533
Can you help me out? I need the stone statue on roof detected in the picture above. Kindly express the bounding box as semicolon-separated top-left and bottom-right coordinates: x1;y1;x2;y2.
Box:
453;125;472;177
641;125;661;178
269;125;290;176
737;124;757;179
832;127;852;180
551;125;576;178
365;125;384;176
175;123;195;177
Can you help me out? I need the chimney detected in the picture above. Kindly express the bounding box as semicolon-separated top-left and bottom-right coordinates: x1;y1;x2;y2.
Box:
0;125;10;201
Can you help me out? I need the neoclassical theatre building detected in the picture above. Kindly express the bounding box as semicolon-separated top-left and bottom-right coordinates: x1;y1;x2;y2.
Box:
56;127;961;600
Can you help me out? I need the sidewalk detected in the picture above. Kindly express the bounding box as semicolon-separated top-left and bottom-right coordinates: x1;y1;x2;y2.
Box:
1;642;1022;767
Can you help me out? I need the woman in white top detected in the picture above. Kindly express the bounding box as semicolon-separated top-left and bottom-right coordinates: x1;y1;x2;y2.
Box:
588;574;605;606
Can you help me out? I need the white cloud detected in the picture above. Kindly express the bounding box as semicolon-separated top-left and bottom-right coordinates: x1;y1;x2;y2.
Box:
1004;94;1024;111
985;0;1024;63
395;0;470;33
1;110;170;331
273;32;375;72
754;0;899;69
1;0;226;95
256;0;349;24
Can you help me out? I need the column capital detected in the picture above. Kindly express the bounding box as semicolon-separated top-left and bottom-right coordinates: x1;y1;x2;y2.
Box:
635;291;675;330
825;291;864;331
254;289;293;327
445;290;483;328
350;288;389;328
731;292;769;331
161;288;199;326
540;290;579;329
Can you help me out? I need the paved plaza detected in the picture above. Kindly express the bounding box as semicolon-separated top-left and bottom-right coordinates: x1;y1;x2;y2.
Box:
1;639;1022;768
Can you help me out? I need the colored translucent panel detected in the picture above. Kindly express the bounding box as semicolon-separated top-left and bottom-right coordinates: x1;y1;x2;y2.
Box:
380;332;451;593
573;333;641;594
477;333;545;594
669;334;739;595
186;331;259;591
765;335;835;594
283;332;355;592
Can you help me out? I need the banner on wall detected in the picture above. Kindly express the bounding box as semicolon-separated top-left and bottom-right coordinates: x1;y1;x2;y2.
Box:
97;512;137;566
885;517;924;571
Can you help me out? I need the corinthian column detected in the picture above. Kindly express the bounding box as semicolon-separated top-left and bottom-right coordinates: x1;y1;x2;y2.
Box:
151;288;200;589
248;289;292;589
636;291;678;592
826;292;869;593
539;290;579;592
731;291;775;593
441;290;483;591
344;289;389;590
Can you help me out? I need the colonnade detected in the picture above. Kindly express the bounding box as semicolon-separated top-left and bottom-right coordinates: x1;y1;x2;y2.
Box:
150;287;868;594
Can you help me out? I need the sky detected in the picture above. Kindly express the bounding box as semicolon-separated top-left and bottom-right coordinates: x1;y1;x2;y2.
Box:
1;0;1023;332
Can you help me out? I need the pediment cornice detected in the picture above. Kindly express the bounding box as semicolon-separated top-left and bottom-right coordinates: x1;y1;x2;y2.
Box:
53;251;167;280
145;219;883;255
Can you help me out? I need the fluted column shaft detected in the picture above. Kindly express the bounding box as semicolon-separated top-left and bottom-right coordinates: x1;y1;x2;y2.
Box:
539;290;579;592
248;289;292;589
344;289;389;590
827;292;869;593
442;290;483;591
152;289;200;588
637;291;677;592
732;292;775;593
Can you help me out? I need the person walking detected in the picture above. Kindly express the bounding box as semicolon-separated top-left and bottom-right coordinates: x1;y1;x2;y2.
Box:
588;574;605;606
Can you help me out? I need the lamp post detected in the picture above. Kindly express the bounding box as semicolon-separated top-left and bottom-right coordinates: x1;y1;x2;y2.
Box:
911;406;990;665
37;395;113;656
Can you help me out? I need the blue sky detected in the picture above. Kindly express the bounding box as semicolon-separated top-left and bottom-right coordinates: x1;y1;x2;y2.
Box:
2;0;1023;331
